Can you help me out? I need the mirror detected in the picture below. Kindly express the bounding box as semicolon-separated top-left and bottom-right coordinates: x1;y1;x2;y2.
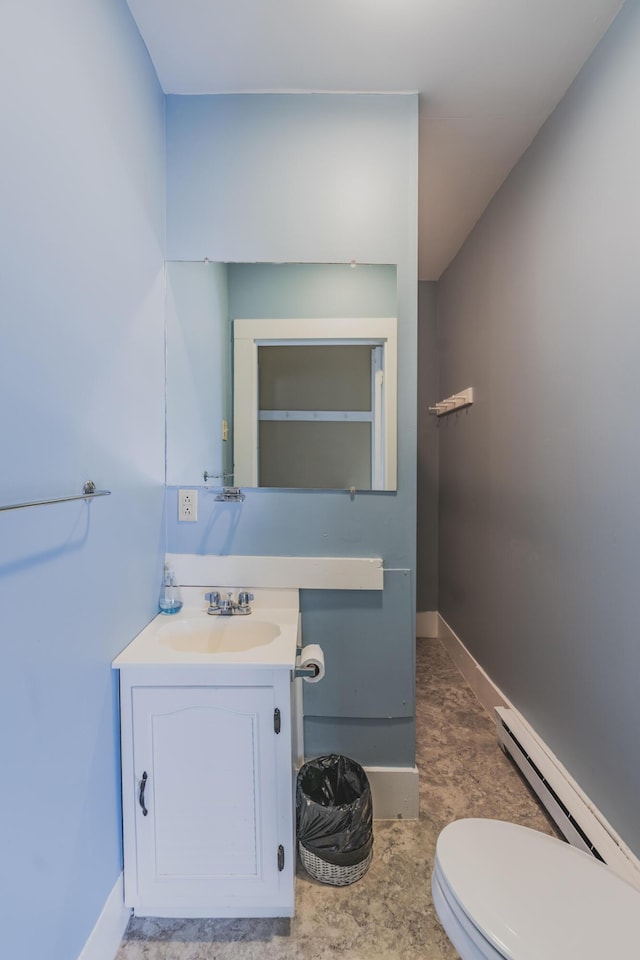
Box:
166;261;398;490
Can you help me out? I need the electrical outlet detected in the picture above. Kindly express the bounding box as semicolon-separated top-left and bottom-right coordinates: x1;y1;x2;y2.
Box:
222;419;229;442
178;489;198;522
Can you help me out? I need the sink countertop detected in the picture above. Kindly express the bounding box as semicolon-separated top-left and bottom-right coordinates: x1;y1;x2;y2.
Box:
113;588;299;670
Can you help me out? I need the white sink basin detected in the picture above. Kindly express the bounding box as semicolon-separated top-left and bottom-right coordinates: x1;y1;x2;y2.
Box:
113;588;300;669
159;616;281;654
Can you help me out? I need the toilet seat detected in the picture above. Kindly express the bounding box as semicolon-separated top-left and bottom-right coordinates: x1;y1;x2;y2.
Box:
433;819;640;960
432;858;505;960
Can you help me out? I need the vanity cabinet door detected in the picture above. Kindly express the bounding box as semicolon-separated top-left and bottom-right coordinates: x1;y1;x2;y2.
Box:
128;683;291;917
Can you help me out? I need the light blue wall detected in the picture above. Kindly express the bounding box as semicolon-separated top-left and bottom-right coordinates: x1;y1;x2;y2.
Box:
438;2;640;854
165;94;418;764
0;3;166;957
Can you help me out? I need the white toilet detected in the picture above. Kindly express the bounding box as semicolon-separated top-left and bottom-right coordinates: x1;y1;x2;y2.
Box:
432;818;640;959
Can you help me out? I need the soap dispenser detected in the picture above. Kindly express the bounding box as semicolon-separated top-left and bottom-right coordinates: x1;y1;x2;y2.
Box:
159;563;183;615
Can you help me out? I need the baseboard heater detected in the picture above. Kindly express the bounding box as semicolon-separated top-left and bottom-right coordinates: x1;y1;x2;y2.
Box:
495;706;640;887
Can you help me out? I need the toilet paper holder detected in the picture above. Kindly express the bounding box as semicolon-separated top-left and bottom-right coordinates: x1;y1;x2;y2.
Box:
295;644;321;680
295;665;320;679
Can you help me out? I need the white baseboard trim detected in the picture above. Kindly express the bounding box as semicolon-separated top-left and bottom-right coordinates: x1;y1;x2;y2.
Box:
416;610;438;638
437;614;508;714
365;765;419;820
436;613;640;888
77;872;130;960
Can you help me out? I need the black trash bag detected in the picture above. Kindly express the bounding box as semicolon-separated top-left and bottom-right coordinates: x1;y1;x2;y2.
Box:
296;755;373;867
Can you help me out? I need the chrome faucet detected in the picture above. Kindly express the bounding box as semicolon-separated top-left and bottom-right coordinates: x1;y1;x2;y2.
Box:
218;591;236;615
205;589;254;616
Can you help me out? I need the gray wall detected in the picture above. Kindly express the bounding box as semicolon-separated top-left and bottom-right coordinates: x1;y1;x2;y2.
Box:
437;1;640;855
417;281;439;612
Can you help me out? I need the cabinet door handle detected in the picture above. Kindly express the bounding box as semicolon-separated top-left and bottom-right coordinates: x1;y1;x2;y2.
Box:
139;771;148;816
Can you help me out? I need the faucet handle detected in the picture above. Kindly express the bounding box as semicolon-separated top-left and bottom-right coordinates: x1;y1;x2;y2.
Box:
238;591;254;608
205;590;220;608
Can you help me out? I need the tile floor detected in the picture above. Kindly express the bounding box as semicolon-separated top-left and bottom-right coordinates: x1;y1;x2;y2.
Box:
116;639;556;959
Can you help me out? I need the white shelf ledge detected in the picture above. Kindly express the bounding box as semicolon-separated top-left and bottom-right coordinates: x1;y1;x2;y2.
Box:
167;553;384;591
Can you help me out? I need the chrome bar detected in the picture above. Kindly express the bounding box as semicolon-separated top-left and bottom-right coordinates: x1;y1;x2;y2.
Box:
295;666;320;679
203;471;235;482
0;481;111;513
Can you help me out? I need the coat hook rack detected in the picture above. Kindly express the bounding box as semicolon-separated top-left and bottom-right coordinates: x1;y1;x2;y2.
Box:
428;386;474;417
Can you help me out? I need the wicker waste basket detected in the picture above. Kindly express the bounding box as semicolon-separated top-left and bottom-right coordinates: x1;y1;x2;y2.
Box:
296;755;373;886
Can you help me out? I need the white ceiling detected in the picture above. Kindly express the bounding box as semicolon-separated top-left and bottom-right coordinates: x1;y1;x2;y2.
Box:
126;0;624;280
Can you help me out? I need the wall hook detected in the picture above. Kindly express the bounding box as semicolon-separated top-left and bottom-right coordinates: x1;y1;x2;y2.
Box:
429;387;474;417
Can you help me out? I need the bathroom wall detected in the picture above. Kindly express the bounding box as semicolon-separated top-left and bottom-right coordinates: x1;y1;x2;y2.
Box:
165;94;418;765
438;1;640;854
0;3;166;957
417;282;439;615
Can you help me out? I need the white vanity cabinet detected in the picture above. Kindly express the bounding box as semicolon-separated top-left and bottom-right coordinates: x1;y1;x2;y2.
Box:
118;664;295;918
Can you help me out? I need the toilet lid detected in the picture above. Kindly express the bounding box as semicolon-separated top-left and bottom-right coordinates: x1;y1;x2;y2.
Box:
435;819;640;960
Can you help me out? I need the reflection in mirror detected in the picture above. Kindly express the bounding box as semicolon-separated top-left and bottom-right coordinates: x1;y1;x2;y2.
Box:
166;261;232;488
165;261;398;491
259;344;374;488
233;316;397;490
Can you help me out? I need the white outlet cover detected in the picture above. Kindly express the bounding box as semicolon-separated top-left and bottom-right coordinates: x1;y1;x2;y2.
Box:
178;489;198;522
